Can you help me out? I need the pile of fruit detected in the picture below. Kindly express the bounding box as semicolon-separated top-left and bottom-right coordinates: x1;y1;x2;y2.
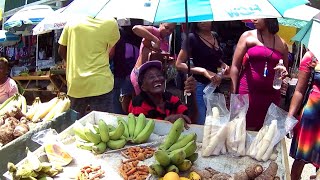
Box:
73;113;155;154
7;148;64;179
26;93;71;123
149;118;198;177
0;93;71;147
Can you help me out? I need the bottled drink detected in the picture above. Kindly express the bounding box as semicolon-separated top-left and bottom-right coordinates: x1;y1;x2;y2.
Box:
273;59;284;90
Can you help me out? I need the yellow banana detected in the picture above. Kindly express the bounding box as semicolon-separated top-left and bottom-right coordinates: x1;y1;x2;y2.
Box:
133;119;155;144
98;119;109;142
109;122;125;140
19;94;27;114
53;97;71;119
127;113;136;138
133;113;146;138
26;97;41;120
0;93;15;110
159;118;184;150
32;97;59;122
43;98;64;121
0;94;19;115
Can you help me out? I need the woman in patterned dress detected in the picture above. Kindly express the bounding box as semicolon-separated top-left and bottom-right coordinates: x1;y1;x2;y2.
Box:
289;51;320;179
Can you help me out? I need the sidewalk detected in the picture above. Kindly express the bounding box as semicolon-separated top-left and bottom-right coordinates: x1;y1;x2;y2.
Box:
285;137;316;180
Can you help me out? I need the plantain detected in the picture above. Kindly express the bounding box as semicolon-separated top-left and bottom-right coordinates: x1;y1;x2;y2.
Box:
133;113;146;138
84;125;101;144
76;141;95;151
167;133;197;152
32;97;59;122
109;122;125;140
127;113;136;138
159;118;184;150
169;149;186;165
177;159;192;172
73;123;89;142
0;93;15;110
148;163;165;177
166;164;179;173
154;150;170;167
133;119;155;144
170;140;197;158
26;97;41;120
117;116;129;138
106;139;126;150
98;119;109;142
187;152;199;163
92;141;107;154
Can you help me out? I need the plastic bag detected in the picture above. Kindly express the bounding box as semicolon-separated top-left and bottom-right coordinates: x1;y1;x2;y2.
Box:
32;128;73;166
202;92;230;156
226;94;249;156
246;103;298;161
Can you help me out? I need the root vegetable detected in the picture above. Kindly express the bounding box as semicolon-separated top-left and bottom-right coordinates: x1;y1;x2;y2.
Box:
203;107;220;149
233;164;263;180
255;120;277;160
202;125;228;156
255;161;278;180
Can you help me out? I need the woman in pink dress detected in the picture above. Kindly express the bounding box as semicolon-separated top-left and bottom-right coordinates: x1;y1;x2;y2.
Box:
230;19;289;131
130;23;176;95
0;57;18;104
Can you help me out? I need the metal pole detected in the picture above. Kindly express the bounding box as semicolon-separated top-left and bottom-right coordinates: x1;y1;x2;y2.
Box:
36;35;39;71
184;0;191;105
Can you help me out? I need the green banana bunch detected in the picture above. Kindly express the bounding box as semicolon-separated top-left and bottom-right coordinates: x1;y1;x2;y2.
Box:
93;125;100;134
159;118;184;150
170;140;197;158
127;113;136;138
148;163;165;177
167;133;197;152
169;149;186;165
133;113;146;138
73;123;89;142
177;159;192;172
84;125;101;144
133;119;155;144
154;150;170;167
98;119;109;142
92;141;107;154
107;139;126;150
76;141;95;151
109;122;125;140
166;164;179;173
118;117;129;138
187;153;199;163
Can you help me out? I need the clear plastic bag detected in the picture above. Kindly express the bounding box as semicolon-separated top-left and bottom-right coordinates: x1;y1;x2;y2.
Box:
226;94;249;156
32;128;73;166
246;103;298;161
202;93;230;156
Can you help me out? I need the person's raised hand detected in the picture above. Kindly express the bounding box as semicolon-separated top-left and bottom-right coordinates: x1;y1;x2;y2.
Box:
165;114;191;129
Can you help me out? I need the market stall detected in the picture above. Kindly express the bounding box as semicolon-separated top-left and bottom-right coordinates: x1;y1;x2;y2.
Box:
3;111;291;180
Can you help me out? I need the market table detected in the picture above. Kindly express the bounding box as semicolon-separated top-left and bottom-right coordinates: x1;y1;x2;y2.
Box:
0;110;78;178
3;111;291;180
12;70;67;94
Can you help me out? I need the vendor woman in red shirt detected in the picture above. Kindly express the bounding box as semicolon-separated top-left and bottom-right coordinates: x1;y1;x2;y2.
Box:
128;60;198;126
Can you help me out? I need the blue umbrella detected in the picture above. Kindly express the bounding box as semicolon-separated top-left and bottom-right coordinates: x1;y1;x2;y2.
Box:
292;13;320;60
0;30;20;46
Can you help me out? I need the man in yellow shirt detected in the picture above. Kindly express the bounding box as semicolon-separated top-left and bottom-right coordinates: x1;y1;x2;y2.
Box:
58;16;120;117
